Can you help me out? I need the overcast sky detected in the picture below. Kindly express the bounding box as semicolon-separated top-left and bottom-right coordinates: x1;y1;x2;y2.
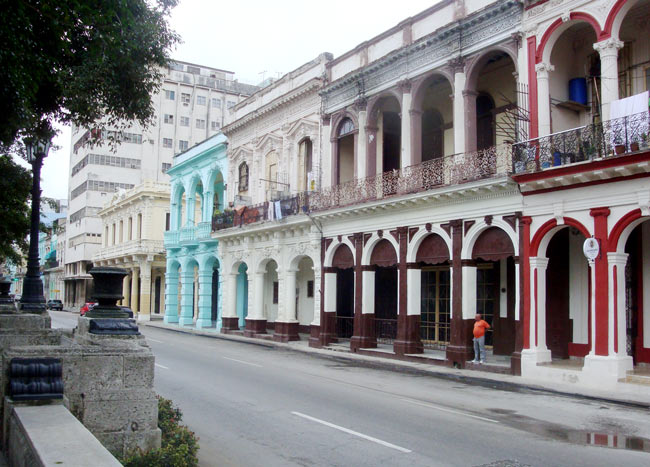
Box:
39;0;438;200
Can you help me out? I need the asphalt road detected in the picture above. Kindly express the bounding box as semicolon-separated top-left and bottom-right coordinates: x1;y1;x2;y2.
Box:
50;311;650;467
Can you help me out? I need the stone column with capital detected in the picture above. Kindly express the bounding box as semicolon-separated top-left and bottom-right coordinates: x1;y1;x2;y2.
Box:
594;38;624;121
245;271;267;336
356;102;368;178
274;268;300;342
196;267;214;329
528;257;552;362
452;64;466;154
607;252;631;360
138;259;152;322
130;267;140;314
163;266;179;324
221;272;240;331
535;62;554;137
321;115;332;189
185;192;195;226
399;80;413;169
179;270;195;326
463;90;478;153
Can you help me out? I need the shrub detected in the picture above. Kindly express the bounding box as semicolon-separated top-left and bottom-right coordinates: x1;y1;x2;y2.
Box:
122;396;199;467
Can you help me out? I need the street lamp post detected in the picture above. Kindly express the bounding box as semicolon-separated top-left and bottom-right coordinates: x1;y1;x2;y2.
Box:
19;138;51;314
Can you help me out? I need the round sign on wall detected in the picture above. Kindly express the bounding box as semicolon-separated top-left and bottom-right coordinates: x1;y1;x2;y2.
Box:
583;237;600;261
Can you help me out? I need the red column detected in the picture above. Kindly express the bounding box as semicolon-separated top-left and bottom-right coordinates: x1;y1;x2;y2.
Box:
446;219;473;366
590;207;610;356
527;36;539;140
394;226;422;355
351;232;375;351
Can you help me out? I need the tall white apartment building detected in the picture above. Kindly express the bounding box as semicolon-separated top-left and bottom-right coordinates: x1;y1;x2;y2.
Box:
64;61;258;309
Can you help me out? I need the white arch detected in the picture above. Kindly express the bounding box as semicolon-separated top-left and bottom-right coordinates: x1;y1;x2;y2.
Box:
461;219;518;260
541;18;603;65
324;237;356;268
361;232;399;266
609;0;643;42
616;216;649;253
406;226;452;263
288;253;317;271
254;256;280;274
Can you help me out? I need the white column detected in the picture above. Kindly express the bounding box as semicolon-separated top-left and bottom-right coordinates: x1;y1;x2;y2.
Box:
138;260;152;321
406;268;421;316
594;39;624;121
324;272;337;313
453;70;466;154
130;267;140;314
282;269;298;322
251;271;265;320
321;118;332;189
196;268;213;329
461;265;476;319
536;62;554;137
529;257;551;361
607;252;629;357
401;90;413;168
361;270;375;314
224;272;238;318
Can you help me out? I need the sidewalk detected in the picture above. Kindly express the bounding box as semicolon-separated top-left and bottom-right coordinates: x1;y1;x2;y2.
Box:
142;320;650;408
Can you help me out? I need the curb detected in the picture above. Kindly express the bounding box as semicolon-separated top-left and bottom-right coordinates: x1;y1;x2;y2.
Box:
142;321;650;410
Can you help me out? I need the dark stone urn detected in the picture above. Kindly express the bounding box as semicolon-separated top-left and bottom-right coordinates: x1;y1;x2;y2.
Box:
0;276;14;305
85;267;130;319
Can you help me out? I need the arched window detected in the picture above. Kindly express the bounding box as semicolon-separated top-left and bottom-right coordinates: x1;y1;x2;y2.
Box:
238;162;249;192
338;118;355;137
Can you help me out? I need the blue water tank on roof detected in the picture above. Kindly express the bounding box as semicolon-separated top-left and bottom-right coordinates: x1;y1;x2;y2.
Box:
569;78;588;105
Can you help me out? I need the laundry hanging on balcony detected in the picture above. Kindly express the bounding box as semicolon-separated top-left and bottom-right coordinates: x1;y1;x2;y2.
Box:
274;201;283;220
608;91;649;150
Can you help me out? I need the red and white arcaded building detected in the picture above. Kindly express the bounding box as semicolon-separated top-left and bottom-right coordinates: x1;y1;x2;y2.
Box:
206;0;649;393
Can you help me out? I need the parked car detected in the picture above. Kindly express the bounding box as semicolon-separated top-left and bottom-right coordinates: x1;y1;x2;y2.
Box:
46;299;63;311
80;301;98;316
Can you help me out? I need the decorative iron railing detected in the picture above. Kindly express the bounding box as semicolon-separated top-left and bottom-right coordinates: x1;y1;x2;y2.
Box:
512;111;650;174
309;144;512;212
375;318;398;345
212;192;310;231
335;316;354;339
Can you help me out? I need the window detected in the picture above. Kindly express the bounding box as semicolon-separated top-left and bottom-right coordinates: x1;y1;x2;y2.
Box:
162;163;171;173
179;140;189;151
181;93;191;105
307;280;314;298
197;96;206;105
128;217;133;241
165;213;170;231
163;138;173;148
186;65;200;74
338;118;355;137
211;121;220;131
238;162;249;192
273;282;279;304
165;90;175;100
227;101;236;109
180;116;190;127
137;213;143;239
164;114;174;124
196;119;206;129
211;98;221;108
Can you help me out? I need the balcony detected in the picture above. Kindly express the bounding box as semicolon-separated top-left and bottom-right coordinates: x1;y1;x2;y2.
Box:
180;225;197;244
309;144;512;212
163;230;180;249
512;112;650;174
196;222;213;241
212;193;310;231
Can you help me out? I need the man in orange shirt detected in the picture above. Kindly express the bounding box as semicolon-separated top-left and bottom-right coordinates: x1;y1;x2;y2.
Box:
472;313;491;364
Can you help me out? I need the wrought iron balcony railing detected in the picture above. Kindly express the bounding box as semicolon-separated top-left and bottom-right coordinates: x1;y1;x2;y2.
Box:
309;144;512;212
212;193;310;231
512;111;650;174
163;230;179;247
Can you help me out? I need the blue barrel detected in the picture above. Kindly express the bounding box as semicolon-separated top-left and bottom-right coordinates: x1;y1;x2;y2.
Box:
569;78;588;105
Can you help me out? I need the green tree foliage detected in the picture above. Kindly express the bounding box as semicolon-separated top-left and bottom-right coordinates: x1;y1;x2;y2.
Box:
122;396;199;467
0;156;32;264
0;0;179;147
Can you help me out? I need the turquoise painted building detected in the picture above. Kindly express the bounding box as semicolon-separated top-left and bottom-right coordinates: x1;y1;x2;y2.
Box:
163;134;228;329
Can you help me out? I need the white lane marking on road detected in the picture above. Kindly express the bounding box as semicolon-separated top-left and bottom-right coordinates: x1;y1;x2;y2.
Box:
155;363;169;370
222;357;262;367
147;338;164;343
399;398;499;424
291;411;412;453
